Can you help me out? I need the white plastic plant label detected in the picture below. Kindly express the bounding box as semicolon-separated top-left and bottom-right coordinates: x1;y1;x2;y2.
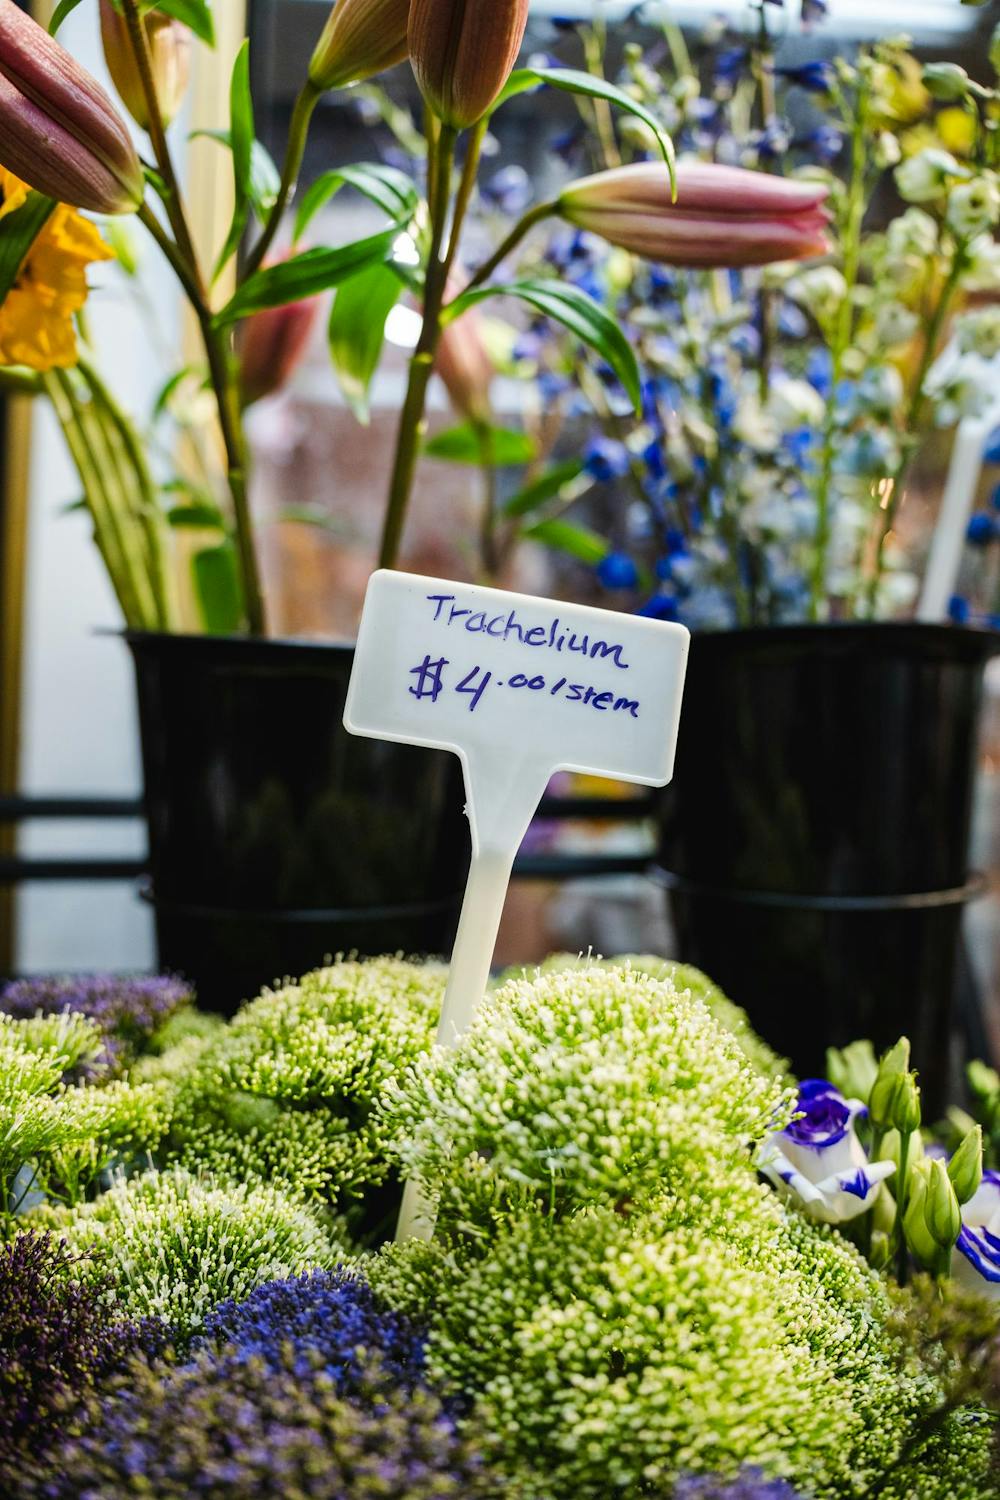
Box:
344;569;690;1040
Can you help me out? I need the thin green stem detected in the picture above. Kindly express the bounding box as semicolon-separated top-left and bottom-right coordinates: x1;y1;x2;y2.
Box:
582;23;620;170
379;127;458;570
121;0;199;272
443;121;487;286
864;251;966;616
44;372;146;628
79;357;177;630
463;201;558;296
137;209;267;635
895;1130;911;1285
810;84;868;620
243;81;321;281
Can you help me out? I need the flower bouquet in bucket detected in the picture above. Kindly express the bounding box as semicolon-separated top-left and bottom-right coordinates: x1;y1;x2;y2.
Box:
2;953;1000;1498
0;0;838;1004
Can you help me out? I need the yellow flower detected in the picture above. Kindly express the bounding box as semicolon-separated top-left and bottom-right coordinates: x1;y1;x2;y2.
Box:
0;167;113;371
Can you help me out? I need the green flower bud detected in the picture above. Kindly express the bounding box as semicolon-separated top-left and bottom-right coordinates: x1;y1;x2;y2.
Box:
826;1040;878;1105
903;1164;937;1267
922;62;971;102
925;1157;962;1250
869;1229;893;1272
869;1038;921;1134
968;1058;1000;1104
947;1124;983;1206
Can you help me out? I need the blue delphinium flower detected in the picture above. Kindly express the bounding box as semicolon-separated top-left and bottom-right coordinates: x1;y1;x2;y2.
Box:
0;974;191;1075
967;512;996;547
201;1270;426;1394
584;435;631;483
774;60;834;93
597;553;639;591
673;1471;808;1498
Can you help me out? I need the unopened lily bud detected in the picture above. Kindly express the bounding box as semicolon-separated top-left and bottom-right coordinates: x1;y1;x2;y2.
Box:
237;276;320;406
0;3;142;214
99;1;191;130
826;1040;878;1106
409;0;530;129
309;0;410;92
948;1125;984;1206
559;162;831;269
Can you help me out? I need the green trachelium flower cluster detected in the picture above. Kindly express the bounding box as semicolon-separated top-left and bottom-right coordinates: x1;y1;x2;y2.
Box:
373;962;997;1499
512;954;790;1081
38;1167;343;1338
0;1012;172;1218
162;959;446;1234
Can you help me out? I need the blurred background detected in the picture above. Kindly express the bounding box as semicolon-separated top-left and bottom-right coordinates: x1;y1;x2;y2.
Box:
2;0;998;1047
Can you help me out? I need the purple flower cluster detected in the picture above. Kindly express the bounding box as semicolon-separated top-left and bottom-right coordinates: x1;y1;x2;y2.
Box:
201;1269;427;1394
673;1472;808;1498
0;1232;167;1470
0;973;191;1074
19;1273;499;1499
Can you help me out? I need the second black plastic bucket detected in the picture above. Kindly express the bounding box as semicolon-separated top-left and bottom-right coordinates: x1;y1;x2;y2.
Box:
126;632;471;1011
654;622;1000;1108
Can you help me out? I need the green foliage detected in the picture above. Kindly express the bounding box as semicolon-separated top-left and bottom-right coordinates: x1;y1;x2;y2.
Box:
162;959;445;1233
373;963;997;1499
36;1167;343;1338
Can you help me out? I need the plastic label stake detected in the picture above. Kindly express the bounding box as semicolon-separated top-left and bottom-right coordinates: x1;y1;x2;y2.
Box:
343;569;690;1238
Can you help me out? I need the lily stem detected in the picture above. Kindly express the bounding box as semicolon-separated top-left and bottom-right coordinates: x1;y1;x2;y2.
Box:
243;81;321;281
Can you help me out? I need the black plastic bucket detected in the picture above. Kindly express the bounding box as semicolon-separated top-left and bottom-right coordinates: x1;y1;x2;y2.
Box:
654;622;1000;1107
126;632;470;1011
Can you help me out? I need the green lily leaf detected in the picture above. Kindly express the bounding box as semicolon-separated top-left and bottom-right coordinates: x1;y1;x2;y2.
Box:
497;67;675;192
49;0;85;33
192;131;282;223
212;39;253;282
0;191;56;306
139;0;214;45
502;458;587;519
294;163;419;243
328;263;401;424
447;278;641;413
215;229;397;323
425;422;537;466
193;542;243;634
167;502;227;529
522;517;610;565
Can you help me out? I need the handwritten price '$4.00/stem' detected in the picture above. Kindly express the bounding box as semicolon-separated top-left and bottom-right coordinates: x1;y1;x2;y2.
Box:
407;657;640;719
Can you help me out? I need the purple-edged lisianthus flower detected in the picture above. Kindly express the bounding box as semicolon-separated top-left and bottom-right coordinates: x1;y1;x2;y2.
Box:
954;1170;1000;1297
759;1078;895;1223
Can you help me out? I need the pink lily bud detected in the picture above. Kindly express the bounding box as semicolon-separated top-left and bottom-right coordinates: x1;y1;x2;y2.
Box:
237;280;320;407
0;4;142;215
436;309;495;423
560;162;831;267
309;0;410;92
99;1;192;131
409;0;529;130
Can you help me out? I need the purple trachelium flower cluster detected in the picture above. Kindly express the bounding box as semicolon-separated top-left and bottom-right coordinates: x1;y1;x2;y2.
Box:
201;1269;427;1394
18;1271;499;1500
673;1472;808;1498
0;973;191;1074
0;1232;168;1470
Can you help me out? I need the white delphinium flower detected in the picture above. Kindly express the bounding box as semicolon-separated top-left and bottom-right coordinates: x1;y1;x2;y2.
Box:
886;206;938;260
947;175;1000;241
786;264;847;328
964;232;1000;291
895;147;968;204
767;377;826;432
956;306;1000;360
875;301;919;347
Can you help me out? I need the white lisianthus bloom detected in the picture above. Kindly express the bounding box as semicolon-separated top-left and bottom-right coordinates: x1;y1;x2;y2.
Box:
947;176;1000;241
759;1079;895;1224
895;147;968;205
953;1171;1000;1299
